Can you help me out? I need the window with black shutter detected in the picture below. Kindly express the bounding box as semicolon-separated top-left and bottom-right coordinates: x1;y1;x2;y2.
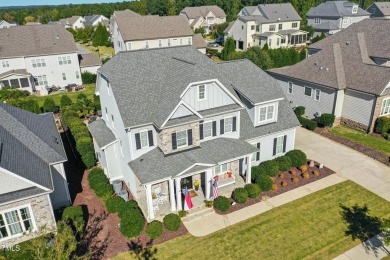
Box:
135;133;141;150
220;119;224;135
273;138;277;156
232;116;237;132
283;135;287;153
187;129;193;145
172;132;177;150
200;123;204;140
148;130;154;146
256;143;260;161
212;121;217;136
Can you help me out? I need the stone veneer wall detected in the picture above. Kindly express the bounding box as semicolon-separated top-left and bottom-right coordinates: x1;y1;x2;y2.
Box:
369;94;390;133
158;122;200;155
0;194;55;246
340;117;368;132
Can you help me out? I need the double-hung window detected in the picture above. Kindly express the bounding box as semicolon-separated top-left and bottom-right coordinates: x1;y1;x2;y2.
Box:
251;25;255;30
188;37;192;45
288;82;293;94
198;85;206;100
269;24;275;31
62;73;66;80
224;117;233;133
214;163;228;175
127;42;132;50
203;121;212;138
352;6;358;13
35;75;48;86
278;24;282;30
251;143;260;162
304;86;312;97
381;98;390;115
259;104;275;123
145;41;149;49
315;89;321;101
176;130;188;148
292;22;298;28
314;18;321;24
0;206;34;240
2;61;9;68
275;136;284;155
32;59;46;68
75;71;80;79
180;38;183;45
140;130;149;148
58;56;71;65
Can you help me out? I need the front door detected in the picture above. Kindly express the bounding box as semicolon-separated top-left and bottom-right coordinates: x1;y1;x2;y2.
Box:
181;176;193;190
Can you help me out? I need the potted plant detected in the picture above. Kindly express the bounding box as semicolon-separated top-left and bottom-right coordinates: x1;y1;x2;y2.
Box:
227;171;233;178
193;179;200;191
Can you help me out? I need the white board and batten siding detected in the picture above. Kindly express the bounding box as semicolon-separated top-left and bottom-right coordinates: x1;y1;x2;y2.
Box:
341;89;375;126
49;163;71;209
181;82;235;112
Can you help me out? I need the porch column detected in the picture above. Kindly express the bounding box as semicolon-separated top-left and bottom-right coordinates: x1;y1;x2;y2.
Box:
145;184;155;220
205;169;212;199
175;178;182;211
169;179;176;212
246;155;252;184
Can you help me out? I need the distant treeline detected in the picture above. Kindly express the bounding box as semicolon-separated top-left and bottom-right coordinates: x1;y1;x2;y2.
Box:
0;0;385;25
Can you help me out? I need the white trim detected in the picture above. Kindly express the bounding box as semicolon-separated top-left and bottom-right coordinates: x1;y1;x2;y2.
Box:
99;139;119;150
139;130;149;148
202;120;213;139
176;163;216;177
0;166;51;192
142;177;172;187
258;103;276;124
253;97;284;106
59;163;72;205
160;100;203;128
274;135;285;156
245;126;297;142
380;97;390;116
216;153;254;166
223;116;233;133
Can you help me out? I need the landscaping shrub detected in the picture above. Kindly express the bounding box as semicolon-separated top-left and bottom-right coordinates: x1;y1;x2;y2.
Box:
146;221;164;239
275;156;292;171
81;71;97;84
294;106;305;116
120;209;145;238
245;183;261;198
299;164;308;172
62;205;84;234
272;184;278;191
251;166;267;183
292;177;299;183
286;150;307;167
320;113;335;127
178;210;187;218
281;181;288;187
259;160;279;177
290;169;298;176
204;200;213;208
43;97;58;113
298;116;317;130
313;170;320;176
232;187;248;204
214;196;231;212
81;151;97;169
88;168;112;198
374;117;390;138
60;95;73;108
257;174;273;191
163;214;181;232
302;172;310;179
117;200;142;219
105;196;126;213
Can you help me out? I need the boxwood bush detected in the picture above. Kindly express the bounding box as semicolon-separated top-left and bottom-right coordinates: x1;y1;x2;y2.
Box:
62;205;84;234
163;214;181;231
251;166;267;183
105;196;126;213
320;113;335;127
298;116;317;130
146;220;164;239
294;106;305;116
274;156;292;171
213;196;231;212
259;160;279;176
88;168;112;198
120;208;145;238
245;183;261;198
232;187;248;204
257;174;273;191
285;149;307;168
374;117;390;138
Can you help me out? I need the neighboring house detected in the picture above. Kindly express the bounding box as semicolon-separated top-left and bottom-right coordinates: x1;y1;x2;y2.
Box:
88;46;299;220
367;2;390;18
307;1;370;36
224;3;308;50
83;14;109;27
192;33;207;54
0;20;17;29
180;5;227;33
109;9;141;37
0;103;70;246
59;16;85;30
0;25;82;94
112;14;201;54
79;53;102;74
268;19;390;133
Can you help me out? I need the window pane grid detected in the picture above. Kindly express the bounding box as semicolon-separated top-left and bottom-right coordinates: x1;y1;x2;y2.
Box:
203;122;212;138
140;131;148;148
198;85;205;100
276;136;284;155
381;99;390;115
176;130;187;147
224;117;233;133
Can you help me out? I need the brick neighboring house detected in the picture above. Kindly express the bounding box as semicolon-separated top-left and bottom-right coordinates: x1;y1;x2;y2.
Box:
180;5;227;34
268;19;390;133
0;103;70;246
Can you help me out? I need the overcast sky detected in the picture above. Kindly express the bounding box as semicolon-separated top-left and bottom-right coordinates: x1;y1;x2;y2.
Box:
0;0;124;7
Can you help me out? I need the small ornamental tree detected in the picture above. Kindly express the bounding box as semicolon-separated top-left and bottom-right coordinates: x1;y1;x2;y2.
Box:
92;22;110;47
232;187;248;204
43;97;57;113
320;113;336;127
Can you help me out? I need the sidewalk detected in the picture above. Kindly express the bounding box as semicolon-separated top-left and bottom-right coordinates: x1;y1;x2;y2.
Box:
183;174;346;236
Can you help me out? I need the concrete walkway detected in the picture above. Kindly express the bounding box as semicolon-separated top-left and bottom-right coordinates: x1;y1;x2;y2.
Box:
295;127;390;202
183;174;346;236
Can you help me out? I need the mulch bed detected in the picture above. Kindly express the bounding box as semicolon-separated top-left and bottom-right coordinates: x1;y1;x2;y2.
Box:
314;127;390;167
215;160;335;215
73;169;188;259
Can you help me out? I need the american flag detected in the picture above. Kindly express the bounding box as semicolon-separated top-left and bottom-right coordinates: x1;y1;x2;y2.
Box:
213;177;218;199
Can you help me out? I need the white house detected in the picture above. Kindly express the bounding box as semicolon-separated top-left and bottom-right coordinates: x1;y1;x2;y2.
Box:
180;5;227;34
0;20;17;29
88;46;300;221
0;103;70;246
225;3;308;50
0;25;82;94
59;16;85;30
83;14;109;27
307;1;370;36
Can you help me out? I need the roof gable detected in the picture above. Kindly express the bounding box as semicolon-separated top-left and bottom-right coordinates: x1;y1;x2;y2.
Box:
307;1;370;18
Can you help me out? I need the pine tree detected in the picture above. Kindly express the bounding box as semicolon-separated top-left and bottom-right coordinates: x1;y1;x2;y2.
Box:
92;23;110;47
221;36;236;60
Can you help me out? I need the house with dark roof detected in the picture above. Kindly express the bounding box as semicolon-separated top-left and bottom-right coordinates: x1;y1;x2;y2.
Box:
0;25;82;94
0;103;70;246
367;2;390;18
180;5;226;34
0;20;17;29
83;14;109;27
268;19;390;133
307;1;370;36
224;3;308;50
88;46;299;220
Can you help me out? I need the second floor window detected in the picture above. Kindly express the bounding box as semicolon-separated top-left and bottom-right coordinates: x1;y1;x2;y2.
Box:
140;131;149;148
58;56;71;65
314;18;321;24
32;59;46;68
269;24;275;31
2;61;9;68
278;24;282;30
381;98;390;116
135;130;154;150
75;71;80;79
256;25;260;32
259;104;275;123
198;85;205;100
172;129;193;150
315;89;321;101
288;82;293;94
62;73;66;80
127;42;132;50
180;39;183;45
352;6;358;13
224;117;233;133
203;121;212;138
188;37;192;45
176;130;187;148
145;41;149;49
251;25;255;30
292;22;298;28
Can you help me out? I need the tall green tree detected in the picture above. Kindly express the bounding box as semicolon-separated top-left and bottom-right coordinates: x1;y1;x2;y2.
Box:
221;36;236;60
92;23;110;47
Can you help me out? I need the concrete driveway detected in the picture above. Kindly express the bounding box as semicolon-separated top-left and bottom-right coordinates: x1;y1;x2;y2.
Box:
295;127;390;202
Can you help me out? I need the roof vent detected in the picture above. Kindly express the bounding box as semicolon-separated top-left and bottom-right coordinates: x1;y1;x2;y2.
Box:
326;68;329;71
346;41;350;45
320;66;323;70
314;62;317;65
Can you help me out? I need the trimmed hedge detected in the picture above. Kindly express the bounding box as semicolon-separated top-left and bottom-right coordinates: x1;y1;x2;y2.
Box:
374;117;390;138
88;168;112;198
105;196;126;214
232;187;248;204
120;208;145;238
294;106;305;116
62;205;84;234
259;160;279;176
320;113;335;127
298;116;317;130
146;221;164;239
163;214;181;232
286;149;307;168
274;156;292;171
257;174;273;191
251;166;267;183
214;196;231;212
81;71;97;84
245;183;261;198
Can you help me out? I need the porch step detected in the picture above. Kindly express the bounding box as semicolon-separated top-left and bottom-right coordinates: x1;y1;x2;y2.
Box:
182;206;215;222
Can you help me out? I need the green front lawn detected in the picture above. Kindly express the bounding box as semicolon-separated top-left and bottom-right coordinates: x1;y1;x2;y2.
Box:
115;181;390;259
29;83;96;107
330;125;390;155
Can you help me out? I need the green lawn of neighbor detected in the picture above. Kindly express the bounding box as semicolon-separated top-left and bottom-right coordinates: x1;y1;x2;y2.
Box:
78;43;114;58
115;181;390;260
330;125;390;155
29;83;96;107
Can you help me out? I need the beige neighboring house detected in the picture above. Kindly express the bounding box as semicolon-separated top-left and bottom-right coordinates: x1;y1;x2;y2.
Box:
0;20;17;29
109;9;141;36
367;2;390;18
180;5;226;33
225;3;308;50
59;16;85;30
192;33;207;54
79;53;102;74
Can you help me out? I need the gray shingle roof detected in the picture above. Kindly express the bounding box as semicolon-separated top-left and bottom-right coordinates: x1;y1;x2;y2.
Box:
239;3;301;23
84;14;107;26
113;9;141;18
180;5;226;19
307;1;370;18
79;53;102;67
192;33;207;49
0;187;46;205
0;103;67;191
0;25;77;59
269;19;390;96
129;138;258;184
0;69;30;79
116;15;193;41
368;2;390;16
313;20;340;31
87;119;116;148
